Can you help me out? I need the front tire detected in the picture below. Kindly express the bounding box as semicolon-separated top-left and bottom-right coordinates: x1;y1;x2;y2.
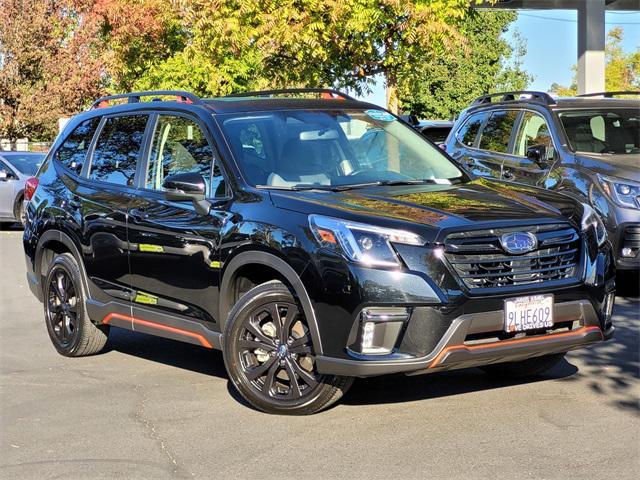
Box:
480;353;565;378
223;280;353;415
43;253;109;356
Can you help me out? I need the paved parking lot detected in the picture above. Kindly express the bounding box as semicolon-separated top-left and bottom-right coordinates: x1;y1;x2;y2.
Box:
1;227;638;480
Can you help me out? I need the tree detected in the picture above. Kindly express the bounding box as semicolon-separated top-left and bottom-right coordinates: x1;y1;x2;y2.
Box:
0;0;183;143
136;1;491;113
399;9;532;119
549;27;640;96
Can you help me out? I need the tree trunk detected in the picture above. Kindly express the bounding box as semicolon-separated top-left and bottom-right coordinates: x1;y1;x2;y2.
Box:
384;71;400;173
386;71;399;115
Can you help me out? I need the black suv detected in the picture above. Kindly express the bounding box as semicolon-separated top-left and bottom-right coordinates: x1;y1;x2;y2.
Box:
24;89;615;415
445;91;640;272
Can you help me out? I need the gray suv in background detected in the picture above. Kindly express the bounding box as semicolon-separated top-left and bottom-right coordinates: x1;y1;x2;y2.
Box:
445;91;640;272
0;152;45;227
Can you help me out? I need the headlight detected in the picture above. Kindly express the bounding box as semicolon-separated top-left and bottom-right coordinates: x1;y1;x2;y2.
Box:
580;203;607;247
309;215;425;267
598;174;640;210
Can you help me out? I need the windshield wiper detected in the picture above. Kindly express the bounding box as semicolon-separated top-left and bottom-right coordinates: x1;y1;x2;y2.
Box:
255;178;461;192
256;183;382;192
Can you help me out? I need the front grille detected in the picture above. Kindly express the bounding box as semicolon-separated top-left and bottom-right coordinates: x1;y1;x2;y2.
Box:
622;225;640;251
444;223;581;290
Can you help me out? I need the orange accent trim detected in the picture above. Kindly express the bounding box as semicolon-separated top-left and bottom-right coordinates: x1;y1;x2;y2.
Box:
429;326;602;369
102;312;213;349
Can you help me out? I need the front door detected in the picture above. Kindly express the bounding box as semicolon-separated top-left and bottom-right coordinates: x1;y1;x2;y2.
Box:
126;113;230;333
503;111;557;187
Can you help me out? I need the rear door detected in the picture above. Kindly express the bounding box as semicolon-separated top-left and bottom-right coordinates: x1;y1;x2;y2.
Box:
471;110;522;180
447;111;493;176
502;110;557;187
78;113;151;312
126;112;231;332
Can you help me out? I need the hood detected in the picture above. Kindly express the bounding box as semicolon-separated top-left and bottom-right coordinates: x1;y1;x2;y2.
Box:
577;153;640;182
270;178;580;239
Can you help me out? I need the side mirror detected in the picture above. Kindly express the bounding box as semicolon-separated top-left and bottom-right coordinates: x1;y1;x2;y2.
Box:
0;169;7;181
162;172;210;215
526;145;554;169
163;172;206;199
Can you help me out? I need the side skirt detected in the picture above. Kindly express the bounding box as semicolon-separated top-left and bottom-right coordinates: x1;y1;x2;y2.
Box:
86;299;223;350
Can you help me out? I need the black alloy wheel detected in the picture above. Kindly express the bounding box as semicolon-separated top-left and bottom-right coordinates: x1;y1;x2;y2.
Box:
238;300;319;399
43;253;109;356
223;281;353;415
46;266;79;348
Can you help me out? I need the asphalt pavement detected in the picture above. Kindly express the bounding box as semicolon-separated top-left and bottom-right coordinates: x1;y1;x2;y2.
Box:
1;227;638;480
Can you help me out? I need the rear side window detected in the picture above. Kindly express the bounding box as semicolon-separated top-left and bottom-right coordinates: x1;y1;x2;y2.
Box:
55;118;100;175
89;115;148;186
146;115;217;194
478;110;519;153
455;113;486;147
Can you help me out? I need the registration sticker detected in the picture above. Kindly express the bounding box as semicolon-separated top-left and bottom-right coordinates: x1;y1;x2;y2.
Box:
364;109;396;122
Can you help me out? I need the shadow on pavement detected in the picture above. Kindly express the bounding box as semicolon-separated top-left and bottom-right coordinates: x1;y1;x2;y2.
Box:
102;273;639;412
105;327;228;379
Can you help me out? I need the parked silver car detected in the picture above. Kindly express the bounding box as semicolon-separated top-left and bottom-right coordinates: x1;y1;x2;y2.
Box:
0;152;45;227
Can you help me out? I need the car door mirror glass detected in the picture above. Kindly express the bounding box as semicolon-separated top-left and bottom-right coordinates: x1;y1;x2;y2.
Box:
0;169;8;181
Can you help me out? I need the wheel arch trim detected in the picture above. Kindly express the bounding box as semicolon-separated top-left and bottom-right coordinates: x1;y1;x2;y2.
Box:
219;250;323;354
35;229;91;299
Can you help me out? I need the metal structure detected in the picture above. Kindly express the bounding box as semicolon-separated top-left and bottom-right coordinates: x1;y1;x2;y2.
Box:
478;0;640;95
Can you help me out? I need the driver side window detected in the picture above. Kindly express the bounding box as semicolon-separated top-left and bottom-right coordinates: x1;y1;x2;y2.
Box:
146;115;226;198
515;112;554;157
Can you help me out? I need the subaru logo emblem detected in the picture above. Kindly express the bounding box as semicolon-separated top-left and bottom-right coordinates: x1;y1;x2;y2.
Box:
500;232;538;254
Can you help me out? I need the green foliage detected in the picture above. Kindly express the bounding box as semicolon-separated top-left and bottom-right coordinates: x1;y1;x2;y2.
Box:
399;9;531;119
135;1;490;113
549;27;639;96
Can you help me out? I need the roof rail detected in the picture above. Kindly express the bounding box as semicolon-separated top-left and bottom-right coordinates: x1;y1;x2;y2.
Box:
471;91;556;106
223;88;355;100
90;90;202;110
576;91;640;98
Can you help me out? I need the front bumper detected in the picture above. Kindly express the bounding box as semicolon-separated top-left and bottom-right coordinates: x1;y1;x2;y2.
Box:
315;299;611;376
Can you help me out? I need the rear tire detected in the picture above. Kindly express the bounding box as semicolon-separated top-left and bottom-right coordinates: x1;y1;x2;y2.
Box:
223;280;353;415
43;253;109;356
480;353;565;378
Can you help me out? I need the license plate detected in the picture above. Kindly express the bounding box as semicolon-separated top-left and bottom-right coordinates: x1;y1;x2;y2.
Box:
504;294;554;333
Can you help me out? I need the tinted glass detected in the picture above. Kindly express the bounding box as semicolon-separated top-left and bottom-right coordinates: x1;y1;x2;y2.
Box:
146;115;215;194
56;118;100;174
515;112;553;156
219;109;462;188
478;110;519;153
89;115;148;186
2;154;44;175
558;109;640;154
455;113;486;147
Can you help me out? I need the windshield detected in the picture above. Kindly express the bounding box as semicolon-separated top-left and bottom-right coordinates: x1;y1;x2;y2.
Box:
218;109;464;189
558;108;640;154
2;154;44;175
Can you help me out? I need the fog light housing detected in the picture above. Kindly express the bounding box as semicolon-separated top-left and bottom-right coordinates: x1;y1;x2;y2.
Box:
355;307;409;355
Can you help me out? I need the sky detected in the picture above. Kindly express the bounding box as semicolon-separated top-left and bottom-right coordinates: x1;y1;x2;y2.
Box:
355;9;640;108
